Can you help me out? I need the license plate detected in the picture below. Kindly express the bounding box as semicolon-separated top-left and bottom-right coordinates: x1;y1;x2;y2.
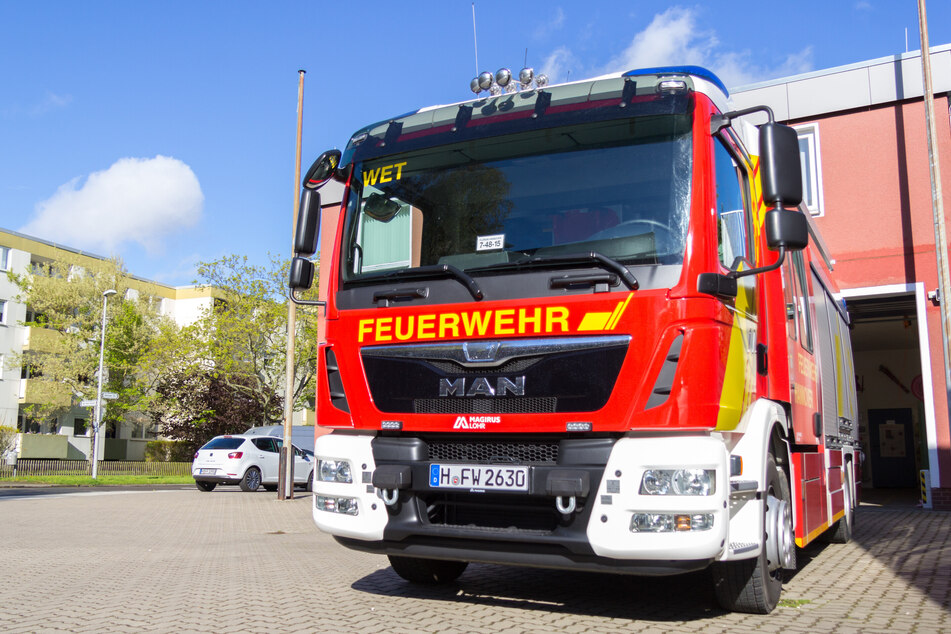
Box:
429;464;528;491
199;468;217;475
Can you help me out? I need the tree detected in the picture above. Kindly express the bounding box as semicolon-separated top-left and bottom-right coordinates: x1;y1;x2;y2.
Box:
8;255;166;429
146;253;320;444
150;371;279;453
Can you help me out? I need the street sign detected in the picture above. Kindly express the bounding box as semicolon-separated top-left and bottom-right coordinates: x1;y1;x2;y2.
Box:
102;392;118;400
80;399;97;407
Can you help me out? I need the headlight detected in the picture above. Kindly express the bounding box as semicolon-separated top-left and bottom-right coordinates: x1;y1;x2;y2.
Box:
318;459;353;483
316;495;359;515
631;512;714;532
639;469;715;495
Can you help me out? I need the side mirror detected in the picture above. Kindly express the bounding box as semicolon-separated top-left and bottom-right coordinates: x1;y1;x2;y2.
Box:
289;256;315;291
759;122;802;209
765;209;808;251
303;149;342;190
294;189;320;256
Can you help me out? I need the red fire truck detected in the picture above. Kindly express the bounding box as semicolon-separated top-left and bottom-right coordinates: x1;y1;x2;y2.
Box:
289;65;858;614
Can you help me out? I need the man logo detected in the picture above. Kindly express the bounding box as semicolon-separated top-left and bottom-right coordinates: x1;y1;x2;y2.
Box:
439;376;525;397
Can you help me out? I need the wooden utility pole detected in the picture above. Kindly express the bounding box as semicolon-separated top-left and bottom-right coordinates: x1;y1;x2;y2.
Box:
279;69;306;500
918;1;951;426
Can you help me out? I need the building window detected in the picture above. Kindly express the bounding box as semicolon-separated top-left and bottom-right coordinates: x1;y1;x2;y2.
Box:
0;300;6;325
74;418;88;436
795;123;824;217
0;246;9;271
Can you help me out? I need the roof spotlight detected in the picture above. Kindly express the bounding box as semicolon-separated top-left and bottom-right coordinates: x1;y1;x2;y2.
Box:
519;67;534;87
495;68;512;87
478;71;494;91
535;73;549;88
470;77;482;94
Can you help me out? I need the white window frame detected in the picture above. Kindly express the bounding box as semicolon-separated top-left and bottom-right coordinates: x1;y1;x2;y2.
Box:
0;300;7;325
794;123;825;217
0;246;10;271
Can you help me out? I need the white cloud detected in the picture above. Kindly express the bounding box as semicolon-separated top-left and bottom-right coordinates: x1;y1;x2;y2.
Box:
540;46;580;85
20;156;203;255
580;7;814;89
533;7;566;40
31;92;73;116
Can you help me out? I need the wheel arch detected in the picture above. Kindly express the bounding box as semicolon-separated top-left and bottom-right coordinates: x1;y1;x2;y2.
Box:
728;398;791;491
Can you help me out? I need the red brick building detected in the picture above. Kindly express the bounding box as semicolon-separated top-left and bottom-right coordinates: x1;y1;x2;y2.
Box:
734;44;951;508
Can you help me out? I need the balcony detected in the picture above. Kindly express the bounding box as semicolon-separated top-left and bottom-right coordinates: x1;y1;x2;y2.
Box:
18;378;72;407
22;326;62;353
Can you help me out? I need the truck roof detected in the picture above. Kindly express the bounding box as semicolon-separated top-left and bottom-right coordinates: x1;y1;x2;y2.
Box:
342;66;731;166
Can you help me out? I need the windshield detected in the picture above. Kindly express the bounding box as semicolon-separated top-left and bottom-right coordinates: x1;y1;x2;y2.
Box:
341;114;692;282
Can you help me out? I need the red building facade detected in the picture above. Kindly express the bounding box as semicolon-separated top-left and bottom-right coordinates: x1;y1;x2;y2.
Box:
735;44;951;508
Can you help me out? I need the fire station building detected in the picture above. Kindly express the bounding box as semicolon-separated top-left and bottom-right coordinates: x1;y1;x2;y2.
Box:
733;44;951;509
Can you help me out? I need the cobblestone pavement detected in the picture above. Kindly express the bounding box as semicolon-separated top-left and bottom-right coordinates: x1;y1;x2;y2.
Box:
0;488;948;633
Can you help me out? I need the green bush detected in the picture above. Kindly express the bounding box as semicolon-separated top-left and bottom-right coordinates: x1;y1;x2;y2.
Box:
144;440;193;463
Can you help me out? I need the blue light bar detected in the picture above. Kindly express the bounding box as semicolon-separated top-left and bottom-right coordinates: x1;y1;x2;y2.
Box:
622;65;729;97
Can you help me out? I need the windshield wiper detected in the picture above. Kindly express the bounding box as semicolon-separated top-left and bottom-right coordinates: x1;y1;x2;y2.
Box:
474;251;639;290
357;264;484;301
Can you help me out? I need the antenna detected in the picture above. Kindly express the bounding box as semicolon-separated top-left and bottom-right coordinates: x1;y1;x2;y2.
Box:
472;3;479;76
524;48;528;68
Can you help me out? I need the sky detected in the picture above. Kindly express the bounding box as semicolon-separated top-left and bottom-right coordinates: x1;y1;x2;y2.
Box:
2;1;950;287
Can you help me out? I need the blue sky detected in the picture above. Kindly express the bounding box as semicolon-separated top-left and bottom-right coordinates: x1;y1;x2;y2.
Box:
2;1;949;287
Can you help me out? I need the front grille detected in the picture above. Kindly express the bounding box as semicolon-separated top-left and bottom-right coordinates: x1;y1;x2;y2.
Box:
427;440;559;464
424;492;560;532
414;397;556;414
425;357;541;375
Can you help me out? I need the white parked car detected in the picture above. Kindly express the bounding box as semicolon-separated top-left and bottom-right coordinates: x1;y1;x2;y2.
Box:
192;435;314;492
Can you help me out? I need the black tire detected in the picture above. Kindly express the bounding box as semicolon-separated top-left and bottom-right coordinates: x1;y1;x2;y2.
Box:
239;467;262;492
195;481;216;492
829;462;854;543
388;556;468;584
305;471;314;492
712;453;792;614
263;484;277;492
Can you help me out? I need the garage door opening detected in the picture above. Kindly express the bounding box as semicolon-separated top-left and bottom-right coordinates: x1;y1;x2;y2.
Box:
846;292;929;506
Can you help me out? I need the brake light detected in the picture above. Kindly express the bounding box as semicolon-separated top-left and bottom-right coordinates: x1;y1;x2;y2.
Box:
228;451;243;459
194;452;199;460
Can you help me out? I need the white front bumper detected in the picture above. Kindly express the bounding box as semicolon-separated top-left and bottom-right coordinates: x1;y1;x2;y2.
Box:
585;436;729;560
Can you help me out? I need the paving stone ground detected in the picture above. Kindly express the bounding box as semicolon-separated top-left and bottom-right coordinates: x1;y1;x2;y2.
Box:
0;488;948;633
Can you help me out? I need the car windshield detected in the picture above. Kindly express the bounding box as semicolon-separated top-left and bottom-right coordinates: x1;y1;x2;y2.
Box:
201;437;244;450
341;114;692;282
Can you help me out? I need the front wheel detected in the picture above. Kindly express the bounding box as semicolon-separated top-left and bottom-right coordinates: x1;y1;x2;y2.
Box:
388;556;468;584
239;467;262;492
712;452;793;614
195;481;216;492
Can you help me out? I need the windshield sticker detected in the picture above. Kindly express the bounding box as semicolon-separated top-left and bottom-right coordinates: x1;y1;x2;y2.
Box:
477;234;504;251
363;161;407;186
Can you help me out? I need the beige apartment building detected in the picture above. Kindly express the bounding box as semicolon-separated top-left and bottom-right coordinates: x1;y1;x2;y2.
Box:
0;227;216;461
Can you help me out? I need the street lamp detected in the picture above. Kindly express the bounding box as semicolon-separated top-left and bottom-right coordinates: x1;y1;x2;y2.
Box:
91;289;117;479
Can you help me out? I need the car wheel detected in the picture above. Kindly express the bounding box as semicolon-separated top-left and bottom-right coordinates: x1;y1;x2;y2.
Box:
387;556;468;584
239;467;262;492
712;452;793;614
263;484;277;492
195;481;216;492
305;471;314;492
